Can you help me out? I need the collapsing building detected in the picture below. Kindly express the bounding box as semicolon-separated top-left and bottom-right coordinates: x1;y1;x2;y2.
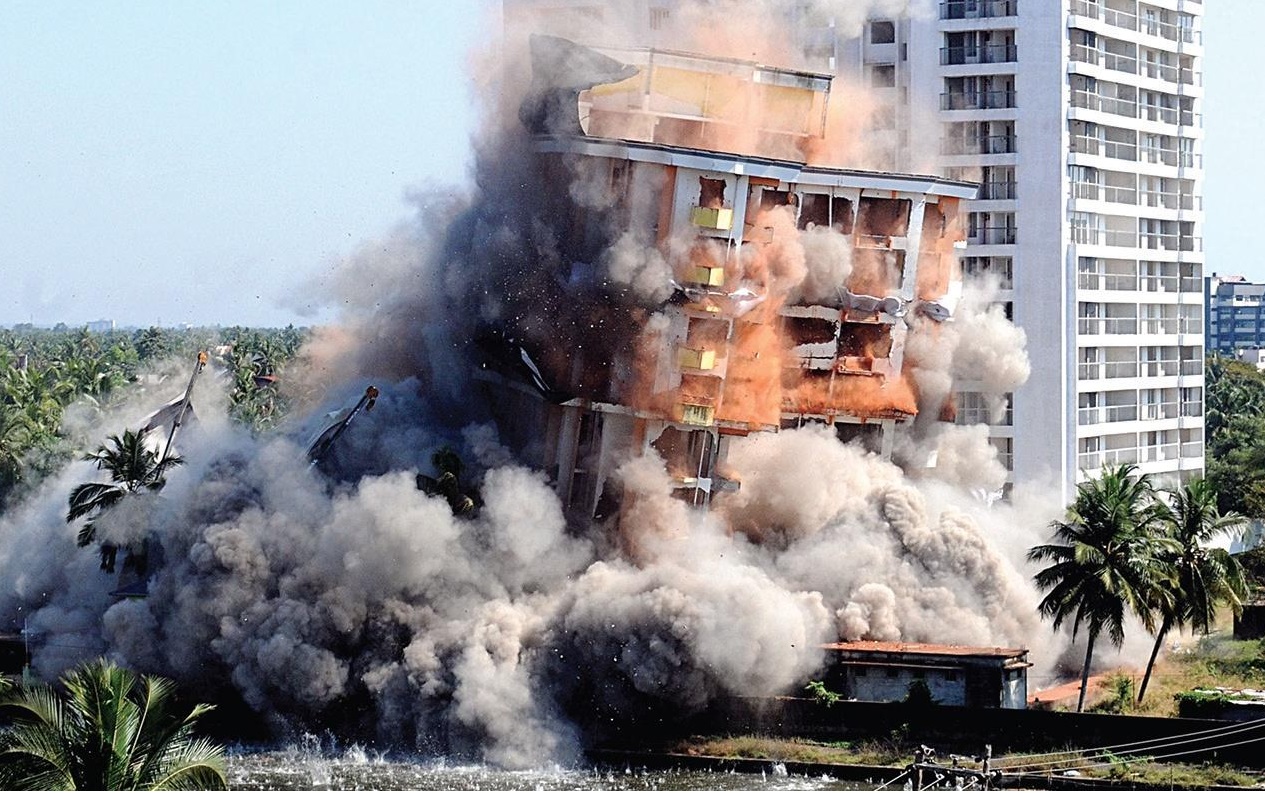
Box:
479;36;977;520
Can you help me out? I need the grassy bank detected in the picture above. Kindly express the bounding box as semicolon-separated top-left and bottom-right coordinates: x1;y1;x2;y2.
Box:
1084;633;1265;717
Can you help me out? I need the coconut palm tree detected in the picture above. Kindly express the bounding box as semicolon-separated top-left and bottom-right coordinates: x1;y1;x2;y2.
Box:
1027;463;1177;712
1135;478;1248;704
0;658;226;790
66;429;182;572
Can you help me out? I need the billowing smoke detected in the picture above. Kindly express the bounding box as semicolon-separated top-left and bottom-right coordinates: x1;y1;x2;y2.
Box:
0;0;1074;769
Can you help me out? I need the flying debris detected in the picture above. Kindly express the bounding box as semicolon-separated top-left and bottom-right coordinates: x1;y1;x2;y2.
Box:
305;385;380;465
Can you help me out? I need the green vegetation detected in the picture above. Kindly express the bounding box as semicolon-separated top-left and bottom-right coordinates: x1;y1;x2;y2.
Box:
1205;354;1265;518
803;680;842;707
67;428;182;573
0;324;308;509
0;658;226;790
670;734;912;767
1029;461;1251;713
1027;463;1178;712
1135;478;1247;704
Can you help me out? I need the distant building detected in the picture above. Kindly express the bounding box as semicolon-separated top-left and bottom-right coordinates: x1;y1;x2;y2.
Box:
1206;275;1265;356
85;319;115;333
821;641;1030;709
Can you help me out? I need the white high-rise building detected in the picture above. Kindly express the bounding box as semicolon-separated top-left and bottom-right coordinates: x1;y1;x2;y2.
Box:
504;0;1207;500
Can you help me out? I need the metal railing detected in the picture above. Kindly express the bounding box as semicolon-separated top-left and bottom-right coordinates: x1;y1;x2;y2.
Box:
1141;443;1179;462
1139;274;1179;293
1071;89;1136;118
979;181;1017;199
1103;446;1140;464
1071;135;1138;161
943;134;1018;155
942;90;1016;110
1139;233;1201;252
968;226;1017;244
1077;272;1138;291
1141;360;1180;377
940;0;1017;19
1140;402;1179;420
1077;318;1139;334
1180;358;1202;376
941;44;1017;65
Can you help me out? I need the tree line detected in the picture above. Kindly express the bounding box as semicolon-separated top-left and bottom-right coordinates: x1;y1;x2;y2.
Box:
0;324;307;510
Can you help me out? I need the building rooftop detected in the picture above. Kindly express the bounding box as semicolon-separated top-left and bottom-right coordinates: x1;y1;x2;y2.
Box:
823;641;1027;659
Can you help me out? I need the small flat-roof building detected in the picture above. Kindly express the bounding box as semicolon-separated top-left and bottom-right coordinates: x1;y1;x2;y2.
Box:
821;641;1030;709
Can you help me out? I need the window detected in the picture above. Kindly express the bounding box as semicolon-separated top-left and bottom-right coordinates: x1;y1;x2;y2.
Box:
871;64;896;88
871;20;896;44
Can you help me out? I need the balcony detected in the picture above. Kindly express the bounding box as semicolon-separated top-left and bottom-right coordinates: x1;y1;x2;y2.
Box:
968;226;1017;245
941;90;1016;110
1077;272;1138;291
941;44;1017;65
942;134;1017;155
1140;360;1179;377
1139;233;1201;252
1071;135;1137;162
978;180;1017;199
1071;89;1137;119
940;0;1017;19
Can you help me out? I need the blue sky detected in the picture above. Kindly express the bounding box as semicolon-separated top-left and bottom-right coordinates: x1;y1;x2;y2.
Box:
0;1;1257;328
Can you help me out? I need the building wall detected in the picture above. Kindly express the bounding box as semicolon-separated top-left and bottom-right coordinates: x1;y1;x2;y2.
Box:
847;665;968;706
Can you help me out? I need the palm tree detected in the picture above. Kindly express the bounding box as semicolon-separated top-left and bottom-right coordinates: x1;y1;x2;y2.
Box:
1027;463;1176;712
0;658;226;790
1135;478;1248;704
67;429;182;572
417;447;478;515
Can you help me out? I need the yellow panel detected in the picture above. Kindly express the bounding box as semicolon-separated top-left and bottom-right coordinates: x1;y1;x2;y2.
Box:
680;404;716;426
678;348;717;370
685;264;726;286
689;207;733;231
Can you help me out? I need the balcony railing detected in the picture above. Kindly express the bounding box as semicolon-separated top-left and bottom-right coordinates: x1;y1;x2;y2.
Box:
1139;274;1179;293
940;0;1017;19
1071;135;1138;161
979;180;1017;199
1141;443;1179;462
1181;441;1203;458
1141;104;1180;125
943;133;1018;155
1140;318;1179;335
968;226;1017;245
1070;184;1139;205
1139;233;1201;252
1077;272;1138;291
1139;191;1199;211
941;44;1017;65
1141;360;1180;377
1180;358;1202;376
1077;318;1139;335
1140;402;1179;420
1071;89;1136;119
942;90;1016;110
1103;446;1140;464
